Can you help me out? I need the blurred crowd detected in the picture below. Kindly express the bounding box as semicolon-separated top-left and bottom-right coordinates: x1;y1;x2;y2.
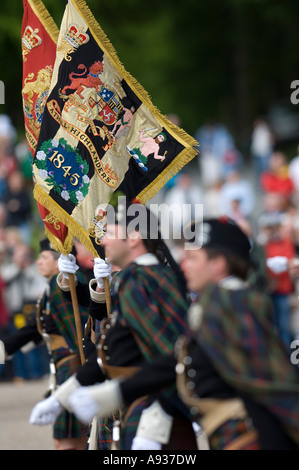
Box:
0;114;48;382
1;111;299;383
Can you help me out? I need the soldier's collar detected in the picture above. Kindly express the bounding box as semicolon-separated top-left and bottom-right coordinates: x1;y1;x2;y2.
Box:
134;253;159;266
219;276;247;290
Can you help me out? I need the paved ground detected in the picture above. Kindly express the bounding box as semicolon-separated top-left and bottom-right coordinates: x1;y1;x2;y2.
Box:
0;376;54;450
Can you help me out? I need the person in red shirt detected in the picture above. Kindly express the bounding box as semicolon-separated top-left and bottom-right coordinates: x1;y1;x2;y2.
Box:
258;212;295;349
261;152;295;210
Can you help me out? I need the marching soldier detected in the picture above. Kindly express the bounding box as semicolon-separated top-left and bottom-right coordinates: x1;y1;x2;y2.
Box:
1;239;90;450
29;199;197;450
64;217;299;450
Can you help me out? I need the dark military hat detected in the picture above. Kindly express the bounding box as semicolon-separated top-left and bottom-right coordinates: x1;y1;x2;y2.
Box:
186;216;252;262
39;238;77;256
39;238;57;253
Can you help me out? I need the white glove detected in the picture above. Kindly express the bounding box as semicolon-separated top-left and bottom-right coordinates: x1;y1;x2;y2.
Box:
0;340;5;364
266;256;288;274
93;257;112;289
68;380;122;424
131;436;162;450
29;395;62;426
58;253;79;279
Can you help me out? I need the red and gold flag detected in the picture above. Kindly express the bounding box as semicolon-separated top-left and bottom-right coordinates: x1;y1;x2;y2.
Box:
21;0;74;254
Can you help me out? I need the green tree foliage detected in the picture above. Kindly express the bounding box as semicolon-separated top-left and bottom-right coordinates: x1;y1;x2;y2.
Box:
1;0;299;147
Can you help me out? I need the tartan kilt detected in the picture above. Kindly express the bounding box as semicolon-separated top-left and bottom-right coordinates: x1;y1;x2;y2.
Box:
53;353;87;440
119;398;149;450
209;418;260;450
97;416;114;450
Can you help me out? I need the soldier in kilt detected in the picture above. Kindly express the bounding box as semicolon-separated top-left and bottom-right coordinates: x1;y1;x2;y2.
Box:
2;239;90;450
66;217;299;450
55;251;117;450
29;199;196;450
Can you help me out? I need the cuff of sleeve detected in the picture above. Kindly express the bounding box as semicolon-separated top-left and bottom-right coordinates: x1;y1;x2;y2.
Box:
57;272;75;292
54;375;80;411
0;340;6;363
20;341;37;354
136;400;173;444
89;279;106;303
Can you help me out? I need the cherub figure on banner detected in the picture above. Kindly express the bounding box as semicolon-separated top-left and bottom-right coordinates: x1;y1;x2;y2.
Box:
110;105;136;140
126;128;168;172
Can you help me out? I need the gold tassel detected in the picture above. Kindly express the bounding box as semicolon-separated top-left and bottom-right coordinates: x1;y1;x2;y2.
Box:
44;227;75;256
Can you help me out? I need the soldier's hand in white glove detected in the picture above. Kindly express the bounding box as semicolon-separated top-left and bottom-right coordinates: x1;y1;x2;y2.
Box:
29;395;62;426
131;436;162;450
58;253;79;279
68;380;122;424
93;257;112;289
266;256;288;274
0;340;6;364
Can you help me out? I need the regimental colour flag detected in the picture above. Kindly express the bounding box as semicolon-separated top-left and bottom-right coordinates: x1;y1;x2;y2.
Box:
21;0;74;254
32;0;198;257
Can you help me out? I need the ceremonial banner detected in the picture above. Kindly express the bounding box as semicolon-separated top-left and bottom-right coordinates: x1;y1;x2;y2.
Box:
32;0;198;257
21;0;73;254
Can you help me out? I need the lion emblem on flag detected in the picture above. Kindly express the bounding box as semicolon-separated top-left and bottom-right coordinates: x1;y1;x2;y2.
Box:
61;61;104;99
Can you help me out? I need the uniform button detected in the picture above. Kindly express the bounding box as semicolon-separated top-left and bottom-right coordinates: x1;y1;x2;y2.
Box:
186;381;195;390
103;345;108;350
183;356;192;365
187;369;196;378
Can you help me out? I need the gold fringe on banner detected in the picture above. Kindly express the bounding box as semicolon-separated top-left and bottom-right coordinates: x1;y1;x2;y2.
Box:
137;147;198;204
44;227;74;256
34;184;99;258
27;0;59;43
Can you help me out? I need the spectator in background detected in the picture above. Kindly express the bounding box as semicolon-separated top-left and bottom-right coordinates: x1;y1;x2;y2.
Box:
250;118;274;183
15;137;34;185
0;241;48;381
288;144;299;207
1;170;33;244
260;152;295;211
202;178;223;218
262;191;289;215
0;261;9;379
258;212;296;349
164;172;203;240
194;121;235;187
219;169;255;221
0;115;18;198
